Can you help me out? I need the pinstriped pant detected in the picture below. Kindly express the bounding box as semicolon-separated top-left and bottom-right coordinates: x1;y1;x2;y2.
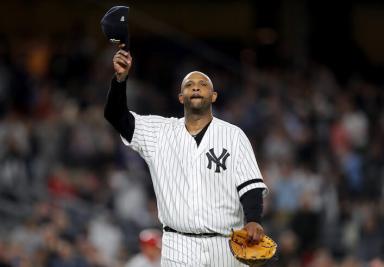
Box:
161;232;246;267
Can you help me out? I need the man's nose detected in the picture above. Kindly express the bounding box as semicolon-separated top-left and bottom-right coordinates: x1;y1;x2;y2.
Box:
192;87;200;91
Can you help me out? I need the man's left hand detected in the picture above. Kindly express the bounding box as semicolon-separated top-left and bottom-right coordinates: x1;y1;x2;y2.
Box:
242;222;264;244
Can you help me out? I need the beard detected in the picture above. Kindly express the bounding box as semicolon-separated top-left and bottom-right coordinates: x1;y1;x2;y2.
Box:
183;96;211;115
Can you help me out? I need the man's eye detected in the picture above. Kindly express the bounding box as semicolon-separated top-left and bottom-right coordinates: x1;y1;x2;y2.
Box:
186;83;192;87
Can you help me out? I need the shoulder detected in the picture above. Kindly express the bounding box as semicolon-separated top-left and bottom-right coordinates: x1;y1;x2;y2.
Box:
212;117;243;134
212;117;253;146
130;111;180;125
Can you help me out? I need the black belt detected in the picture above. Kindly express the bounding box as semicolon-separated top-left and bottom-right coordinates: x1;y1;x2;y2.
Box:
164;226;222;237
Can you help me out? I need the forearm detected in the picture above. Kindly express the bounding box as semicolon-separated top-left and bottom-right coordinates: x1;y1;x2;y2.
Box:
240;188;263;223
104;76;135;142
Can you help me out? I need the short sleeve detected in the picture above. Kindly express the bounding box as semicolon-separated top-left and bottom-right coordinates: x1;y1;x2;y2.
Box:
121;111;168;159
235;130;268;198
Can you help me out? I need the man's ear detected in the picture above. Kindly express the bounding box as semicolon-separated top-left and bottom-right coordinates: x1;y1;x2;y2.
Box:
178;93;184;104
212;91;218;103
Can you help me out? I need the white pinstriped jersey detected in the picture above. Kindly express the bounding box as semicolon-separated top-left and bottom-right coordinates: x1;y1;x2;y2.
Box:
121;112;268;236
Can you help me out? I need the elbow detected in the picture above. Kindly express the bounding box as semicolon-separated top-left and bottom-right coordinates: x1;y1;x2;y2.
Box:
104;106;114;124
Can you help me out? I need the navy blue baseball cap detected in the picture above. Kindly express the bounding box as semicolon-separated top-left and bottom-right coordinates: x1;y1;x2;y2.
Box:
101;6;130;50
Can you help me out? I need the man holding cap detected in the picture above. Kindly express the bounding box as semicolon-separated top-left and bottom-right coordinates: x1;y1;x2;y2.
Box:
103;6;268;267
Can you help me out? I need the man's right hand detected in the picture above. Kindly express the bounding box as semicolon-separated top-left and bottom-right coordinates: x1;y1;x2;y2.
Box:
113;44;132;82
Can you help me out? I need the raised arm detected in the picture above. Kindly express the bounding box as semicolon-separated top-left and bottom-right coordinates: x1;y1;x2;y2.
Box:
104;45;135;142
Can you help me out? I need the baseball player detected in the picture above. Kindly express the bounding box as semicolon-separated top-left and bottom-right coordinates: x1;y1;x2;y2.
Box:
104;45;268;266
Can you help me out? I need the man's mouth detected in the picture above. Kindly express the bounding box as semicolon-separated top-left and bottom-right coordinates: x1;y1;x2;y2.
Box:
190;94;203;99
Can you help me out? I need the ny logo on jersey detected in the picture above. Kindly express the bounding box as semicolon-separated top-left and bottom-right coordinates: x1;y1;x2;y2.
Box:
206;148;230;173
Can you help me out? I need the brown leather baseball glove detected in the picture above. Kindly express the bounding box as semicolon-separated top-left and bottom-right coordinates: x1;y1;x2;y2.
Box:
229;229;277;266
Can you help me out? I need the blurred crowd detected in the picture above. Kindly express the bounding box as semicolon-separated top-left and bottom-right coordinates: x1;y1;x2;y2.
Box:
0;31;383;267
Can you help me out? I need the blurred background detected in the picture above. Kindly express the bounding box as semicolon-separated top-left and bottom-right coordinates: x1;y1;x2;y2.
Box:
0;0;383;266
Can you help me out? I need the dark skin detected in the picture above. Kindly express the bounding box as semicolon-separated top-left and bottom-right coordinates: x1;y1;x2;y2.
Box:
178;71;217;135
113;44;264;244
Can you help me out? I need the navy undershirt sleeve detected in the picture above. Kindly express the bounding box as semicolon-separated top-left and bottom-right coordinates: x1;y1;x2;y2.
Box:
104;76;135;142
240;188;264;223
